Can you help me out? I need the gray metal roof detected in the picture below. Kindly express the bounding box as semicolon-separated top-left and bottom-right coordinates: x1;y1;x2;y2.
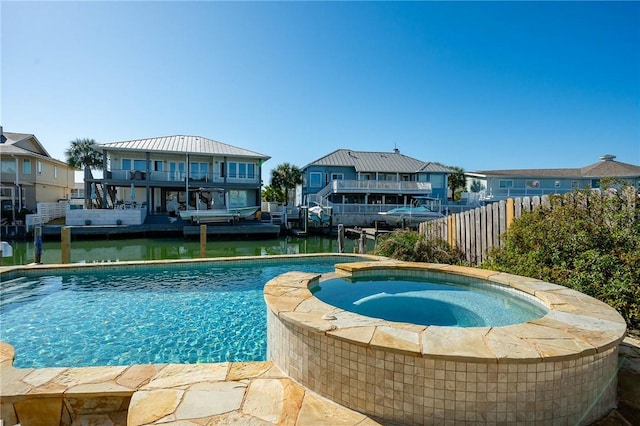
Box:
305;149;454;173
98;135;270;160
473;155;640;179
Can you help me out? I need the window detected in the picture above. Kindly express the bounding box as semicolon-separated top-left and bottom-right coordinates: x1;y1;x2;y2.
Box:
154;161;163;172
498;180;513;188
525;180;540;188
1;159;15;173
331;173;344;181
554;180;561;188
23;159;31;174
571;180;579;189
54;166;58;179
361;173;371;180
122;159;131;170
169;162;185;180
228;190;248;207
133;160;146;171
309;172;322;188
190;162;208;180
37;161;42;175
226;162;255;179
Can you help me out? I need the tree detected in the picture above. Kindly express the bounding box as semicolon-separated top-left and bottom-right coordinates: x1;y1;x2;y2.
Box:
65;138;103;208
447;166;466;201
262;185;285;203
470;179;485;193
270;163;302;206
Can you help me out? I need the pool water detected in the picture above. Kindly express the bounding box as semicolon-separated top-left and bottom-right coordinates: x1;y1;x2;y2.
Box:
0;258;350;368
313;275;548;327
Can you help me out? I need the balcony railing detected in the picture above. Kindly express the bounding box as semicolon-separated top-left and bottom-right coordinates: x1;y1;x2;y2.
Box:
481;187;571;201
327;179;432;194
105;169;260;185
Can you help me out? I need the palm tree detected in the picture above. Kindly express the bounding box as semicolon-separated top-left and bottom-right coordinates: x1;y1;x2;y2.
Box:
262;184;285;204
65;138;103;208
270;163;302;206
447;166;467;201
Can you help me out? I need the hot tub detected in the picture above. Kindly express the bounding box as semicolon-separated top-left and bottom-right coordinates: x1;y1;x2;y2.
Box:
265;260;627;425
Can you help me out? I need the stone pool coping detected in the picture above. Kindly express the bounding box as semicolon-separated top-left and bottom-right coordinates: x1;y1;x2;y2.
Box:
0;342;382;425
264;260;628;363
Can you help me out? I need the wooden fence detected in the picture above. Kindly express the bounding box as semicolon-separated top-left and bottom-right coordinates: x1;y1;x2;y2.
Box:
418;188;638;266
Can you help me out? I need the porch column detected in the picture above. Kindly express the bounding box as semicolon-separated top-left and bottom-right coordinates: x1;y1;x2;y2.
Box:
185;153;189;209
146;152;151;214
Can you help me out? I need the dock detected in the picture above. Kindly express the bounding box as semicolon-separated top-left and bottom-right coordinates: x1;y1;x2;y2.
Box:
38;216;281;240
345;227;393;240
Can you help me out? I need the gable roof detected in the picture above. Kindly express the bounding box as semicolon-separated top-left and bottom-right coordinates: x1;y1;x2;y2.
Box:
304;149;454;174
0;132;52;158
473;155;640;179
98;135;270;160
0;131;71;167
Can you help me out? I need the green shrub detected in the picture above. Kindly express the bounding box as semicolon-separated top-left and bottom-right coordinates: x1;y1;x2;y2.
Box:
373;229;467;265
482;187;640;330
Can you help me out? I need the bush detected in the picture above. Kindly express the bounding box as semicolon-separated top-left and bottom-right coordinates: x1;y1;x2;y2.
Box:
373;229;467;265
482;187;640;330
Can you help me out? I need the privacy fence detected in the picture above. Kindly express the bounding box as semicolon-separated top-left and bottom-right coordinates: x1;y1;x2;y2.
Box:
418;188;638;266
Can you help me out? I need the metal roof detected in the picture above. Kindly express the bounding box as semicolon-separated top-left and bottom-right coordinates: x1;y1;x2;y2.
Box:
305;149;455;173
473;155;640;179
98;135;270;160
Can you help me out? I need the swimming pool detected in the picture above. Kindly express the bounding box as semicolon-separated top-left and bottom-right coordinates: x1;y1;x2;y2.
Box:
0;255;366;368
312;274;548;327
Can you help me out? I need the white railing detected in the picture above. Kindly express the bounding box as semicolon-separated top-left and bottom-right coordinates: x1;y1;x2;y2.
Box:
481;188;572;201
25;202;67;230
331;180;432;193
310;179;434;207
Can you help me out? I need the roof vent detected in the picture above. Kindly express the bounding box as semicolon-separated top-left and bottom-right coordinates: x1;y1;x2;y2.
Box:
600;154;616;161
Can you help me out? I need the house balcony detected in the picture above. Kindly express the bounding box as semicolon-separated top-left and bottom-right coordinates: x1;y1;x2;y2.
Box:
101;169;261;188
325;179;432;195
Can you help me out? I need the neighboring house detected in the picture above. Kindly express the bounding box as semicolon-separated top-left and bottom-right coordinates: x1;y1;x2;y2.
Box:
0;129;76;221
90;135;270;214
469;154;640;201
301;148;454;208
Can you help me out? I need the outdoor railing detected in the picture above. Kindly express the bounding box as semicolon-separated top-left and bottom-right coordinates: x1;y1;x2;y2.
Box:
105;169;260;185
330;179;432;193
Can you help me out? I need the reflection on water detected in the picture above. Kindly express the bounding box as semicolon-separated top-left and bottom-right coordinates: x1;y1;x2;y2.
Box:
2;236;374;265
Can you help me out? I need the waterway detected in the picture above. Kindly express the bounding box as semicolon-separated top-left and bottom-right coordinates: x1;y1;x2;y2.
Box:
1;236;375;266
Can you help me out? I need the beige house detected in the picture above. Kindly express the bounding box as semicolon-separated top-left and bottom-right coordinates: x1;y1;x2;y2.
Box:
0;130;76;221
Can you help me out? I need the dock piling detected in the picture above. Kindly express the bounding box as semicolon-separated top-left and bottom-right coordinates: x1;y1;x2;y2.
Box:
200;225;207;258
338;224;345;253
61;227;71;264
34;226;42;264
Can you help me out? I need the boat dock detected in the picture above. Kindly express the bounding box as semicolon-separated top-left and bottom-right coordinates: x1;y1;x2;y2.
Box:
345;226;393;240
38;215;282;240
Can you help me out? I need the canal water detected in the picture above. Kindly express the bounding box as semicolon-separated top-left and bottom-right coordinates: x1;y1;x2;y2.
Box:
1;236;375;266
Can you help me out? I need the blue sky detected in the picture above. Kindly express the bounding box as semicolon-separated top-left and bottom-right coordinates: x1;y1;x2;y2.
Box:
2;1;639;183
